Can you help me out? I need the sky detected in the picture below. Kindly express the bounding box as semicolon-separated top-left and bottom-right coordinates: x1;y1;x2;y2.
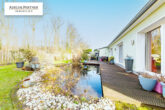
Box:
0;0;149;49
47;0;149;49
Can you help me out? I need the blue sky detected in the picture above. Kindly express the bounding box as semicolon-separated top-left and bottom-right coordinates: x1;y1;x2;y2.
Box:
47;0;149;49
1;0;149;49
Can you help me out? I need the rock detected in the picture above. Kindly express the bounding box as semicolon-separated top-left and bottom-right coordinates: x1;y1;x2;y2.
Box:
22;80;31;88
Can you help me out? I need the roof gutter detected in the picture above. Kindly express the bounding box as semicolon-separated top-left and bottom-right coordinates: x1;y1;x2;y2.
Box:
108;0;157;47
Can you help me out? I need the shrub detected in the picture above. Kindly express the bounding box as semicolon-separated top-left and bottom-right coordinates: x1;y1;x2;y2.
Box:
10;50;24;62
19;48;36;62
108;56;114;61
11;48;36;62
81;53;89;60
81;49;92;60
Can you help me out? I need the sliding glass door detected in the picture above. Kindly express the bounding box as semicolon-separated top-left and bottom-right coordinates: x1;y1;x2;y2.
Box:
146;28;161;73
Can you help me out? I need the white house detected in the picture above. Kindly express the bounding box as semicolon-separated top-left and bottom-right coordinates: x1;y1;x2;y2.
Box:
98;47;109;57
107;0;165;75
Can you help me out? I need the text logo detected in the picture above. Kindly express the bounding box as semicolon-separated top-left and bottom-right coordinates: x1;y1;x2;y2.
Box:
5;2;43;16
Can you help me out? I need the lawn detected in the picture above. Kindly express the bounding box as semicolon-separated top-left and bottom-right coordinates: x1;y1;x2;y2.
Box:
0;64;32;110
115;101;164;110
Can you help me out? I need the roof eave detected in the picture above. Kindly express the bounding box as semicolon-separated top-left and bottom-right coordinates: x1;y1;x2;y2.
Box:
108;0;157;47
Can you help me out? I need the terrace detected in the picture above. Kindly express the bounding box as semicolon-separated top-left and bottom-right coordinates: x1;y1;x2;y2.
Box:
99;61;165;109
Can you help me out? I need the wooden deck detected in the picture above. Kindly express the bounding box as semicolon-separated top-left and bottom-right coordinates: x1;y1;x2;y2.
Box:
83;61;100;66
98;61;165;108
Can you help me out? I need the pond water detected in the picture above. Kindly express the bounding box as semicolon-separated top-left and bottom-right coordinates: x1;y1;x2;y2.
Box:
70;65;103;98
44;64;103;98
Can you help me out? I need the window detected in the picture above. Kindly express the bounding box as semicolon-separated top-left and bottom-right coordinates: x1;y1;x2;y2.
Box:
119;44;123;63
146;28;161;73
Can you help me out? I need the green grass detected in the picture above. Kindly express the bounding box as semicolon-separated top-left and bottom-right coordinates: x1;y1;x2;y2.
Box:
115;101;163;110
0;64;32;110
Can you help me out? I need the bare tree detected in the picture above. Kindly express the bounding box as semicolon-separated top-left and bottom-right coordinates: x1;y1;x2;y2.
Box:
66;24;89;62
51;17;63;51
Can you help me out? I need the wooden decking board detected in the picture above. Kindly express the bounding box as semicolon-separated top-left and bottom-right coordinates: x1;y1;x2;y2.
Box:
97;61;165;108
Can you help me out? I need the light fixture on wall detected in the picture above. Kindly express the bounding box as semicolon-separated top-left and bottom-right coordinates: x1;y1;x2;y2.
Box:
131;40;135;46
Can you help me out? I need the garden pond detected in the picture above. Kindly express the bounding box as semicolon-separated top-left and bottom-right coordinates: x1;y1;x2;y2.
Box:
70;65;103;98
42;64;103;99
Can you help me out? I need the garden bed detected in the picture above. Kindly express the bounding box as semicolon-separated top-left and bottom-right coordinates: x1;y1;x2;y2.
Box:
15;63;115;110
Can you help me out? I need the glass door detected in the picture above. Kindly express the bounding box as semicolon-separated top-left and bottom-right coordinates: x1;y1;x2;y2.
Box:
146;28;161;73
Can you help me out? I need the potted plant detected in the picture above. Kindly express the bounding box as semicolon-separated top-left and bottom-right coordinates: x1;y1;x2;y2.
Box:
19;48;36;63
11;50;25;68
16;51;25;68
16;57;25;68
154;76;163;94
109;56;114;64
138;73;157;91
160;77;165;98
19;48;40;70
11;48;36;68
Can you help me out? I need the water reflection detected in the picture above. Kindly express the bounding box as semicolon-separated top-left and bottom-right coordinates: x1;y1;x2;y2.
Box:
68;65;103;98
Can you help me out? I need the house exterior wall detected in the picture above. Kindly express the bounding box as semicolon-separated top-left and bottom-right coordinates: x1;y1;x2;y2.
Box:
108;3;165;74
99;48;109;57
108;48;113;57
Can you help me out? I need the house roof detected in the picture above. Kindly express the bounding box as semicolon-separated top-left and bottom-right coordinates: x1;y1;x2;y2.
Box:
107;0;157;47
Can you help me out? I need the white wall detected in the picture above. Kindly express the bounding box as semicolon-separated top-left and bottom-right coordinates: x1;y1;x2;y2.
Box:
99;48;109;57
108;48;113;57
108;3;165;74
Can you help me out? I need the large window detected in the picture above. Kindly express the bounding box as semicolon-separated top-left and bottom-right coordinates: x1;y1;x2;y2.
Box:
146;28;161;73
